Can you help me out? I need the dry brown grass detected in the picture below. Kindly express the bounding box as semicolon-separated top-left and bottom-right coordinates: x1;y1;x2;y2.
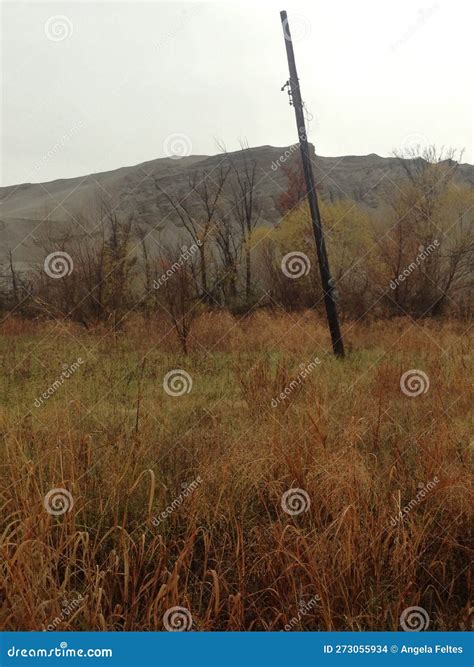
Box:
0;311;472;631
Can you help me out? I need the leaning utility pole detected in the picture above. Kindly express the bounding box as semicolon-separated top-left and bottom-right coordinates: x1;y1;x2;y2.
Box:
280;10;344;357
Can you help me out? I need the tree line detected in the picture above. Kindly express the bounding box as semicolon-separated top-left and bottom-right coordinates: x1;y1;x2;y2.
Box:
2;145;472;351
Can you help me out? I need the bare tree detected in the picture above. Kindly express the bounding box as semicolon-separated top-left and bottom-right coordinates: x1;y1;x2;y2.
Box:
100;202;137;329
155;164;230;302
223;142;262;302
212;210;242;304
31;201;137;328
154;242;200;354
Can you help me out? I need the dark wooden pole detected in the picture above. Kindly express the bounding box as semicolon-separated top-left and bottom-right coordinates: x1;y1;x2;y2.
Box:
280;10;344;357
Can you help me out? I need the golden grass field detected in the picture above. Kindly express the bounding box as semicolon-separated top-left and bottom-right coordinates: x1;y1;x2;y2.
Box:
0;312;472;631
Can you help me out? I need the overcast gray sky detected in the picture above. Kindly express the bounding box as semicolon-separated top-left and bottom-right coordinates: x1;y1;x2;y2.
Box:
1;0;472;186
